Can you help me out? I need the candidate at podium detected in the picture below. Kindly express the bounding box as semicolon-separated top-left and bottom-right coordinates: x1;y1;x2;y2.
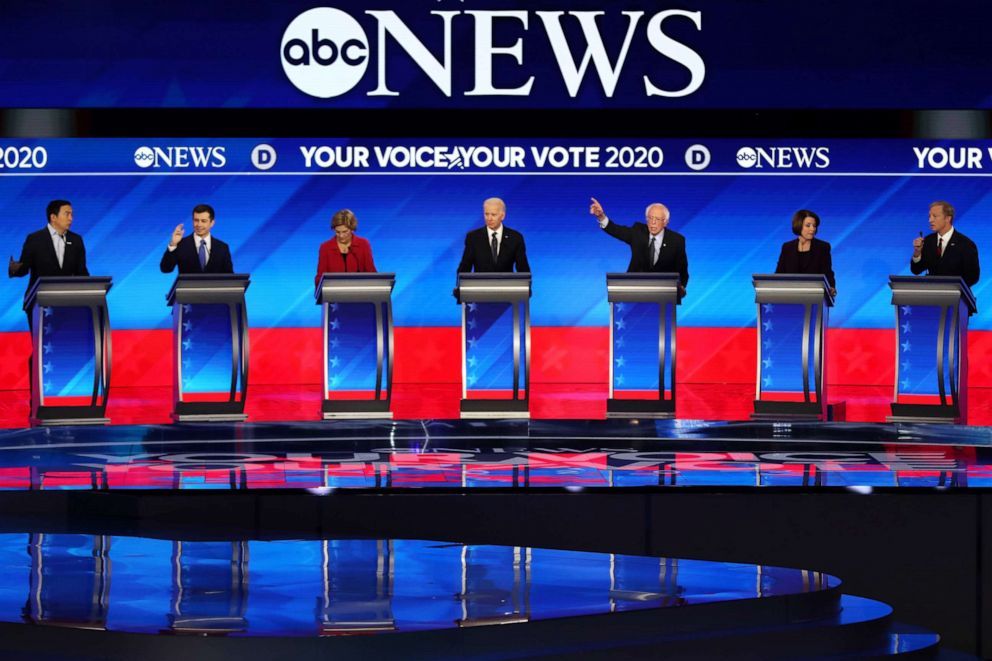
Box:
457;198;530;275
8;199;89;327
910;200;980;287
160;204;234;274
314;209;377;286
775;209;836;296
589;197;688;294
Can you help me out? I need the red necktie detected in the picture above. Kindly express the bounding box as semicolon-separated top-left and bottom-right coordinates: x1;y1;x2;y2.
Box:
937;237;943;258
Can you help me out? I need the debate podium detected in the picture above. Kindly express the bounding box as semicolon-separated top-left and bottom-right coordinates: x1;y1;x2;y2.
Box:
887;275;976;424
26;276;112;426
752;274;834;421
315;273;395;419
167;274;250;422
457;273;530;419
606;273;680;419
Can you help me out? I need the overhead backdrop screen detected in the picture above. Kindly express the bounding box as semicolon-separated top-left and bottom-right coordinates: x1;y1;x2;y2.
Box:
1;1;991;108
0;138;989;332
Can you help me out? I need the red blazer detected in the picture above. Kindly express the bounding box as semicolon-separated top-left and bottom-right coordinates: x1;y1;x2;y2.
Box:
315;235;377;285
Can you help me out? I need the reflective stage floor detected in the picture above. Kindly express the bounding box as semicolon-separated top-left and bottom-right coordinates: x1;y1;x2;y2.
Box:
0;417;988;491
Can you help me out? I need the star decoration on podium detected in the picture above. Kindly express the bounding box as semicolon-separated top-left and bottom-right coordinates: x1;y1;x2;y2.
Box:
467;356;478;368
900;306;912;316
43;342;52;355
762;358;773;369
330;303;339;312
612;302;629;389
762;304;774;314
901;340;911;352
327;313;344;389
901;322;911;333
762;319;773;331
43;307;52;317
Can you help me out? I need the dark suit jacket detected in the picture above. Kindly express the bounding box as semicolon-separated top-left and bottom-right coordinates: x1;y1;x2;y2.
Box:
457;225;530;274
909;229;980;287
160;235;234;274
10;227;89;303
775;238;836;289
602;221;689;286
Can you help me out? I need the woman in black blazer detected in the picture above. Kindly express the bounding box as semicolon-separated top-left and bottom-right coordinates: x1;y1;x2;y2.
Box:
775;209;836;296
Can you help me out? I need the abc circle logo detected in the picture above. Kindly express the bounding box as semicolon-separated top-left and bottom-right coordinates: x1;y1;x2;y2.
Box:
251;144;277;171
281;8;369;99
684;144;710;171
736;147;758;169
134;146;155;168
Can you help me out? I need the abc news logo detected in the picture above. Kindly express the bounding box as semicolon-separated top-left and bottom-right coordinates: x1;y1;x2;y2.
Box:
735;147;830;170
280;7;705;99
133;146;227;169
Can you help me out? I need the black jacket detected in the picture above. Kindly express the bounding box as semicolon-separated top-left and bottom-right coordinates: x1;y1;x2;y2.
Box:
909;229;980;287
160;235;234;274
775;238;836;289
10;227;89;302
602;220;689;286
457;225;530;274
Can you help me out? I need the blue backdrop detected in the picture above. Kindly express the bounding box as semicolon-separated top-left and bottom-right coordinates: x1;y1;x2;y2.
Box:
1;138;989;332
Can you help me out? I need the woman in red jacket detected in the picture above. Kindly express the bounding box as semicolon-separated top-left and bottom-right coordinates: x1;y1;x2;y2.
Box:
314;209;377;286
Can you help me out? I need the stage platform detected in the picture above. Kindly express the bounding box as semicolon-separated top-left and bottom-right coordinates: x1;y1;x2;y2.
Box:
0;418;987;492
0;418;986;658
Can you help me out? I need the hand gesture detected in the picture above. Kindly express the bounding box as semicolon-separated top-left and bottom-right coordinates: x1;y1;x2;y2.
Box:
912;235;923;257
589;197;606;221
8;256;21;277
169;224;185;248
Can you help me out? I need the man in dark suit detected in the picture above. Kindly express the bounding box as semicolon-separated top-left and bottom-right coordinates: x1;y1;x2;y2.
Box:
457;197;530;274
160;204;234;274
8;199;90;397
910;200;980;287
8;199;89;328
590;197;689;295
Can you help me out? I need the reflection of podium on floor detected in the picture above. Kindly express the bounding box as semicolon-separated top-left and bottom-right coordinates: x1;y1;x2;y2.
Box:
752;274;834;421
170;541;249;634
315;273;395;420
457;274;531;419
167;274;250;422
887;276;976;424
319;539;395;634
26;276;112;426
26;533;111;629
606;273;680;419
456;545;530;627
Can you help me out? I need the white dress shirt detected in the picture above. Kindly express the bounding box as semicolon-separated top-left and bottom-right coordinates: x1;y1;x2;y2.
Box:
168;233;212;265
912;226;953;263
48;223;66;268
488;224;504;257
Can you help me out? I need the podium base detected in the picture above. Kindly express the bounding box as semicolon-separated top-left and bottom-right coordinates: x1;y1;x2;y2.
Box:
887;402;962;425
751;400;845;422
31;416;110;427
606;398;675;420
171;413;248;423
460;399;529;420
322;399;392;420
323;411;393;420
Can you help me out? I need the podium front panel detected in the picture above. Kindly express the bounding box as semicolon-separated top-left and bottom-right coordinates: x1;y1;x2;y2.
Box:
176;303;242;399
325;302;386;394
611;301;670;394
757;302;820;399
464;302;525;393
35;306;100;403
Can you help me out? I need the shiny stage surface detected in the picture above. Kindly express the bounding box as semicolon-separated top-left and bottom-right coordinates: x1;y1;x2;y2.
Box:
0;534;835;636
0;418;989;491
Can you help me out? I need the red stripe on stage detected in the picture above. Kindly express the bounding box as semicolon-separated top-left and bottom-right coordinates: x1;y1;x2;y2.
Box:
0;327;989;390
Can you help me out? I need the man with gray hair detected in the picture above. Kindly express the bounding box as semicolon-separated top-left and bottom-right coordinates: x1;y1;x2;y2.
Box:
590;197;689;295
457;197;530;275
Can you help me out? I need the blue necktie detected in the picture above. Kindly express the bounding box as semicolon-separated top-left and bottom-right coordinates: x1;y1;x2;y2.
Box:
198;240;207;270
